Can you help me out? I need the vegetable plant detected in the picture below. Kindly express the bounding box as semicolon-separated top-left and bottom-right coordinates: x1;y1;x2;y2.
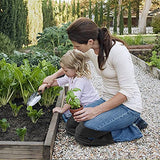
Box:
0;118;10;132
148;51;160;69
0;59;17;106
36;23;73;57
16;127;27;141
27;106;44;123
66;88;81;109
9;101;23;117
39;60;63;107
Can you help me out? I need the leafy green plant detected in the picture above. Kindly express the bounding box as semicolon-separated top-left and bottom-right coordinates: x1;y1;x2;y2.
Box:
13;60;31;104
151;14;160;34
0;58;62;107
148;51;160;69
16;127;27;141
66;88;81;109
0;118;10;132
9;101;23;117
27;106;44;123
36;22;73;57
0;59;17;106
152;35;160;54
38;60;63;107
0;32;15;55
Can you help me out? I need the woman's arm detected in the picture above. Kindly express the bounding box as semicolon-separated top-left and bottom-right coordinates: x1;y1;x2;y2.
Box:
43;68;64;86
74;92;127;122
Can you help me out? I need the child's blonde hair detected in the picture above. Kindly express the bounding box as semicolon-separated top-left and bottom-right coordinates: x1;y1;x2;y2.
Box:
60;49;91;78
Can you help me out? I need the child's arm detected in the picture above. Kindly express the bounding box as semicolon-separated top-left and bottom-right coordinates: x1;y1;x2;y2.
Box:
38;79;58;93
52;104;70;114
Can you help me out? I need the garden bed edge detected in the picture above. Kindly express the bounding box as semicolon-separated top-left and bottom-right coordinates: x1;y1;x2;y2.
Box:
0;88;65;160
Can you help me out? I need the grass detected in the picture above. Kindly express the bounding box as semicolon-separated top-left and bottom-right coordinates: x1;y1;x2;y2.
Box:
116;34;157;45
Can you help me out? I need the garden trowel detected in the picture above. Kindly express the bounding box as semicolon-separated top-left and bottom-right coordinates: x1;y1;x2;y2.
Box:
27;91;42;107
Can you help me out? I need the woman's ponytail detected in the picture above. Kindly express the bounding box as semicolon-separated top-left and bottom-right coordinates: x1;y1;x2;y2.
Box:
97;28;113;70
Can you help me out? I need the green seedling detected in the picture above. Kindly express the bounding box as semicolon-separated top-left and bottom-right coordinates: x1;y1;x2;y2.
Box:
16;127;27;141
27;106;44;123
0;118;10;132
9;101;23;117
66;88;81;109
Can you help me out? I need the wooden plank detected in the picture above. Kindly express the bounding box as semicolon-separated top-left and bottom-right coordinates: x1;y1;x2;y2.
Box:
0;141;43;145
43;88;65;160
0;89;65;160
0;144;43;159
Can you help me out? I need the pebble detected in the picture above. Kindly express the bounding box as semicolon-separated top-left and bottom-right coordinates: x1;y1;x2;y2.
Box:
52;61;160;159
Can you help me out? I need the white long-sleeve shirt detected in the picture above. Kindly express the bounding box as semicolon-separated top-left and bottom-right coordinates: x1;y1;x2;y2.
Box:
57;75;100;106
80;42;142;113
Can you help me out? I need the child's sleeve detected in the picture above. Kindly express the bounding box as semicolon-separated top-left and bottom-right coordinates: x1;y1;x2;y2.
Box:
57;75;69;87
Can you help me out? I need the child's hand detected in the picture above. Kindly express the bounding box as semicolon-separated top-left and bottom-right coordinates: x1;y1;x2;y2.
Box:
52;107;63;114
38;84;48;93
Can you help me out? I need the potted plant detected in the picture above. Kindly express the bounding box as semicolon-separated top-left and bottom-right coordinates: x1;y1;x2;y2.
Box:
66;88;83;115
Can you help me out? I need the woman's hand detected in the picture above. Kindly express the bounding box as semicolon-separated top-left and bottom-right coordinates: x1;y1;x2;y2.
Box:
73;107;98;122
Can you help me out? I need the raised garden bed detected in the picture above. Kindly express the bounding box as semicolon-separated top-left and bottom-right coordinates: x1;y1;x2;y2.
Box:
0;88;65;160
128;44;154;65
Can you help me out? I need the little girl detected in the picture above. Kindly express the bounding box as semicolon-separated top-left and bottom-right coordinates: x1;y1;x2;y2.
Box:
38;49;101;121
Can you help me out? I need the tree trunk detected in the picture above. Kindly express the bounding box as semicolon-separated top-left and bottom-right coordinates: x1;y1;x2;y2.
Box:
138;0;152;34
117;0;122;27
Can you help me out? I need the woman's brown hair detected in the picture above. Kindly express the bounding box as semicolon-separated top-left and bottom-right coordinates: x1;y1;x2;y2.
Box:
67;17;125;70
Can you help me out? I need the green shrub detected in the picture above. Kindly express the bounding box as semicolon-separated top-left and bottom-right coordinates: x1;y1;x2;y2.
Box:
152;35;160;54
0;49;60;68
0;32;15;55
117;35;144;45
151;14;160;34
36;22;73;57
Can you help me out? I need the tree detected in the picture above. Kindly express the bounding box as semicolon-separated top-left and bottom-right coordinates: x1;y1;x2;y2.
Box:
99;0;103;26
94;1;98;24
83;9;87;17
89;0;92;19
27;0;43;45
113;2;118;34
0;0;28;48
72;0;76;21
128;1;132;34
117;0;122;27
77;0;80;18
138;0;152;33
62;1;67;23
106;0;111;28
42;0;54;29
119;6;124;35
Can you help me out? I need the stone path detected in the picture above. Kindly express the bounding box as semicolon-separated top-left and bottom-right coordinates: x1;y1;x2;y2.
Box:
52;60;160;159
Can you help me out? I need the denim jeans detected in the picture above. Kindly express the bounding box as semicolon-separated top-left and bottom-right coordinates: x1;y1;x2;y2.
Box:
84;98;143;142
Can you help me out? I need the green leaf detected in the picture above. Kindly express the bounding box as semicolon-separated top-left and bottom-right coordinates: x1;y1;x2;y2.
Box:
16;127;27;141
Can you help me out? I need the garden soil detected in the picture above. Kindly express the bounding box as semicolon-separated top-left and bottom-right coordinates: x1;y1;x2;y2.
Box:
0;98;55;141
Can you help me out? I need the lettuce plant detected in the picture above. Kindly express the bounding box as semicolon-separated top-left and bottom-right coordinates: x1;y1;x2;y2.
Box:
27;106;44;123
16;127;27;141
9;101;23;117
0;118;10;132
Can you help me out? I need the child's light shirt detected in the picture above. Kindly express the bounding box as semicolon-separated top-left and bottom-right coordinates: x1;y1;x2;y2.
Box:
57;75;100;106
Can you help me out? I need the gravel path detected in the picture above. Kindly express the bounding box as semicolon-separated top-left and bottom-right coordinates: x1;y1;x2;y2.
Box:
52;61;160;159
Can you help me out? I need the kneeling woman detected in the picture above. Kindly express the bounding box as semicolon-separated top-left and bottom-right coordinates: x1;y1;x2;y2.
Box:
42;17;148;146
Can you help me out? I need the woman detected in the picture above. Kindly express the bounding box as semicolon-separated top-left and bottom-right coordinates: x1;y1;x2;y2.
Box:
40;17;148;146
